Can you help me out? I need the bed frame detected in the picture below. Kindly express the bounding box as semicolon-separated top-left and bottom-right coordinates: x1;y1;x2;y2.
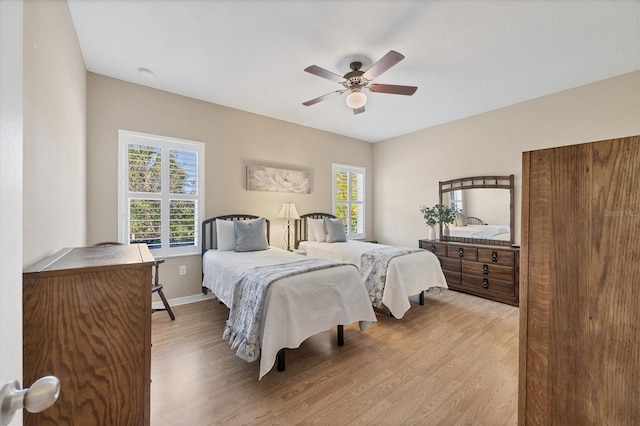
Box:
201;214;271;256
200;213;344;373
294;212;336;249
294;212;428;308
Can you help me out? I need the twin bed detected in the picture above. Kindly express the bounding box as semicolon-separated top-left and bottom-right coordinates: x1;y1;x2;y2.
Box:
201;212;447;379
295;213;448;319
201;214;376;379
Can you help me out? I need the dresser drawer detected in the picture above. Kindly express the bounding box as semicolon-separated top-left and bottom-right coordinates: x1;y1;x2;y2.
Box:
444;270;461;286
447;244;477;261
420;241;447;257
462;274;515;296
441;257;460;272
462;261;514;281
477;248;515;266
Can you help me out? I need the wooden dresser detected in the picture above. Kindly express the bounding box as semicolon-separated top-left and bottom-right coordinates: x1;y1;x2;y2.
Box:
519;135;640;424
23;244;155;425
419;240;519;306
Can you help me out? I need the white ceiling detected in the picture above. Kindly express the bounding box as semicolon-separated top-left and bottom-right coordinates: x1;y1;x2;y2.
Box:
67;0;640;143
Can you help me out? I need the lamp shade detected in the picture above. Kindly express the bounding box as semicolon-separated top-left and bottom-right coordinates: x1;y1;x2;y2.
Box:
278;203;300;220
346;91;367;109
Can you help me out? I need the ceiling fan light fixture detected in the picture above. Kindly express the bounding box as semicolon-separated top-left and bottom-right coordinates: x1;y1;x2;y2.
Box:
345;90;367;109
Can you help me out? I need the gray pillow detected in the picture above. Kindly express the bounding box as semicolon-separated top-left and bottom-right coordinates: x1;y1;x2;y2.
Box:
234;217;269;252
324;218;347;243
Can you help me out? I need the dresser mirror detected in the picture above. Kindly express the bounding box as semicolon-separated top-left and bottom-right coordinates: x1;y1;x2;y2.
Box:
439;175;514;247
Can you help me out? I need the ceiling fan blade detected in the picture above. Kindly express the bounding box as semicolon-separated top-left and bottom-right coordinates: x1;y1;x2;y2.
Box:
304;65;346;83
353;106;365;115
362;50;405;80
302;89;346;106
369;84;417;96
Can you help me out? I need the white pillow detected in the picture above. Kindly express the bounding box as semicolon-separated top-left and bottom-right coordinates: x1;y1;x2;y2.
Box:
306;218;317;241
309;218;326;242
216;220;236;251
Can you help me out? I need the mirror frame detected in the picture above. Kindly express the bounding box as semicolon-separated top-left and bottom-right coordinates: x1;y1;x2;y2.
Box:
439;175;515;247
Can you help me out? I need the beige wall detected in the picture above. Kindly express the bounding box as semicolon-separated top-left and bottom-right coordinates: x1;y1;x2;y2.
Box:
373;71;640;248
23;0;87;267
87;73;373;300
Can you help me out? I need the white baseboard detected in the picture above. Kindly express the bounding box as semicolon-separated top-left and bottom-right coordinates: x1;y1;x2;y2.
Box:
152;292;215;310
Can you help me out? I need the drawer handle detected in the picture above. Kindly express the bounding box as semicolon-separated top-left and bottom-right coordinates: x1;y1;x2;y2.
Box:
458;248;464;257
491;251;498;262
482;265;489;275
482;278;489;289
431;245;436;253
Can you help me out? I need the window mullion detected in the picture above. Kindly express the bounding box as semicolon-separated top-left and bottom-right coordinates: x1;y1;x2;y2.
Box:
161;143;170;251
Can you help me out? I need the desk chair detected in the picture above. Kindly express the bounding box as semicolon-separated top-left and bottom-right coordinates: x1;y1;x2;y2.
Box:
94;242;175;321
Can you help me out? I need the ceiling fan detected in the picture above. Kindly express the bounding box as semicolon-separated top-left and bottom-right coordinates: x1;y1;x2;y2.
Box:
302;50;417;115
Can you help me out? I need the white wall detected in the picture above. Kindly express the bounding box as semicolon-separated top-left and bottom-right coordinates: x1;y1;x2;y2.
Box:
373;71;640;247
86;74;373;300
1;1;24;419
23;0;87;267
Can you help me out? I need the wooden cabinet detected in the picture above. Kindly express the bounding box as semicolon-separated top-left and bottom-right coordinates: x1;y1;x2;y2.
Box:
519;136;640;424
23;244;154;425
419;240;519;306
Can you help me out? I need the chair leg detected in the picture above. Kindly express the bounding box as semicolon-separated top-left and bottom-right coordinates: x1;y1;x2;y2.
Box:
156;288;176;320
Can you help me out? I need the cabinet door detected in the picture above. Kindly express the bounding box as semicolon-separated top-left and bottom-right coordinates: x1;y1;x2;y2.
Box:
520;136;640;425
23;264;151;425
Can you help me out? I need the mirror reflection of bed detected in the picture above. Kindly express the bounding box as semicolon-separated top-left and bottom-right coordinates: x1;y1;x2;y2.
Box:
439;175;514;247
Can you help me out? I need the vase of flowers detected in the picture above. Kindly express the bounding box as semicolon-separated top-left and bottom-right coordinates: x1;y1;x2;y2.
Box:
419;204;458;240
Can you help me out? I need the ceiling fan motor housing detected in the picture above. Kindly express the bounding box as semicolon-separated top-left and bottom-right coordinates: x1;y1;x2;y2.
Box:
344;62;367;88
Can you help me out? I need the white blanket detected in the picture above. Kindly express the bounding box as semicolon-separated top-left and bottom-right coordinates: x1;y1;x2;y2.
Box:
299;240;448;319
448;224;510;241
202;247;376;379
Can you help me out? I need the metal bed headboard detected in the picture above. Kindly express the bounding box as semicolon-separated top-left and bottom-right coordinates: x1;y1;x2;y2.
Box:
201;214;271;256
294;212;336;249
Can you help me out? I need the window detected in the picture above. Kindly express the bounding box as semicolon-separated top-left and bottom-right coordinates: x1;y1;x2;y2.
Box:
448;190;463;213
118;130;204;257
332;163;365;239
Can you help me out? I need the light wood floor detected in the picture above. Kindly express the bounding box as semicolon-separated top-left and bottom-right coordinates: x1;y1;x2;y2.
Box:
150;290;519;425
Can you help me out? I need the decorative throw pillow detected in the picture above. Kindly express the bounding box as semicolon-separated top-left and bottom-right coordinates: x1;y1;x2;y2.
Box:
325;217;347;243
234;217;269;252
309;218;327;242
306;218;317;241
455;212;468;227
216;220;236;251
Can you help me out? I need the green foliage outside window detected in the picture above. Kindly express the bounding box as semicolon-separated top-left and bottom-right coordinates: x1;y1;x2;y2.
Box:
128;144;197;248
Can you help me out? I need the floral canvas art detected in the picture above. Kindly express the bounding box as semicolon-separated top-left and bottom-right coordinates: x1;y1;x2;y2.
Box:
246;165;311;193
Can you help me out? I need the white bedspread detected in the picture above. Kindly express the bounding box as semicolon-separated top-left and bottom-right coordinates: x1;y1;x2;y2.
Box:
202;247;376;379
298;240;448;319
448;224;510;241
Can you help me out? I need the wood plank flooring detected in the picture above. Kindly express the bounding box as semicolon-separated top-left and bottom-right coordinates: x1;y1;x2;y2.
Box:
150;290;518;425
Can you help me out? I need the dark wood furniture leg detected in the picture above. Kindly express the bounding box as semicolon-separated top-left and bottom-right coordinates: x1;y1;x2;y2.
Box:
419;291;425;305
277;349;285;372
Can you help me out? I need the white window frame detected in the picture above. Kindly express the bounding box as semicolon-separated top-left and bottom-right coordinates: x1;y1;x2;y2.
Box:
332;163;365;239
118;130;204;257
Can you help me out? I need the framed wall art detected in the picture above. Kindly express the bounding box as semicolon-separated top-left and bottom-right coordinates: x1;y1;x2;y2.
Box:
246;165;311;194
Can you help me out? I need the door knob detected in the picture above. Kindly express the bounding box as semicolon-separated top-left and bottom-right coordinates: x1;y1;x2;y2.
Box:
0;376;60;425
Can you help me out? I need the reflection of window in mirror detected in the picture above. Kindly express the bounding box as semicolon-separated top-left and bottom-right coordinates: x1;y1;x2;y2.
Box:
448;190;463;212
